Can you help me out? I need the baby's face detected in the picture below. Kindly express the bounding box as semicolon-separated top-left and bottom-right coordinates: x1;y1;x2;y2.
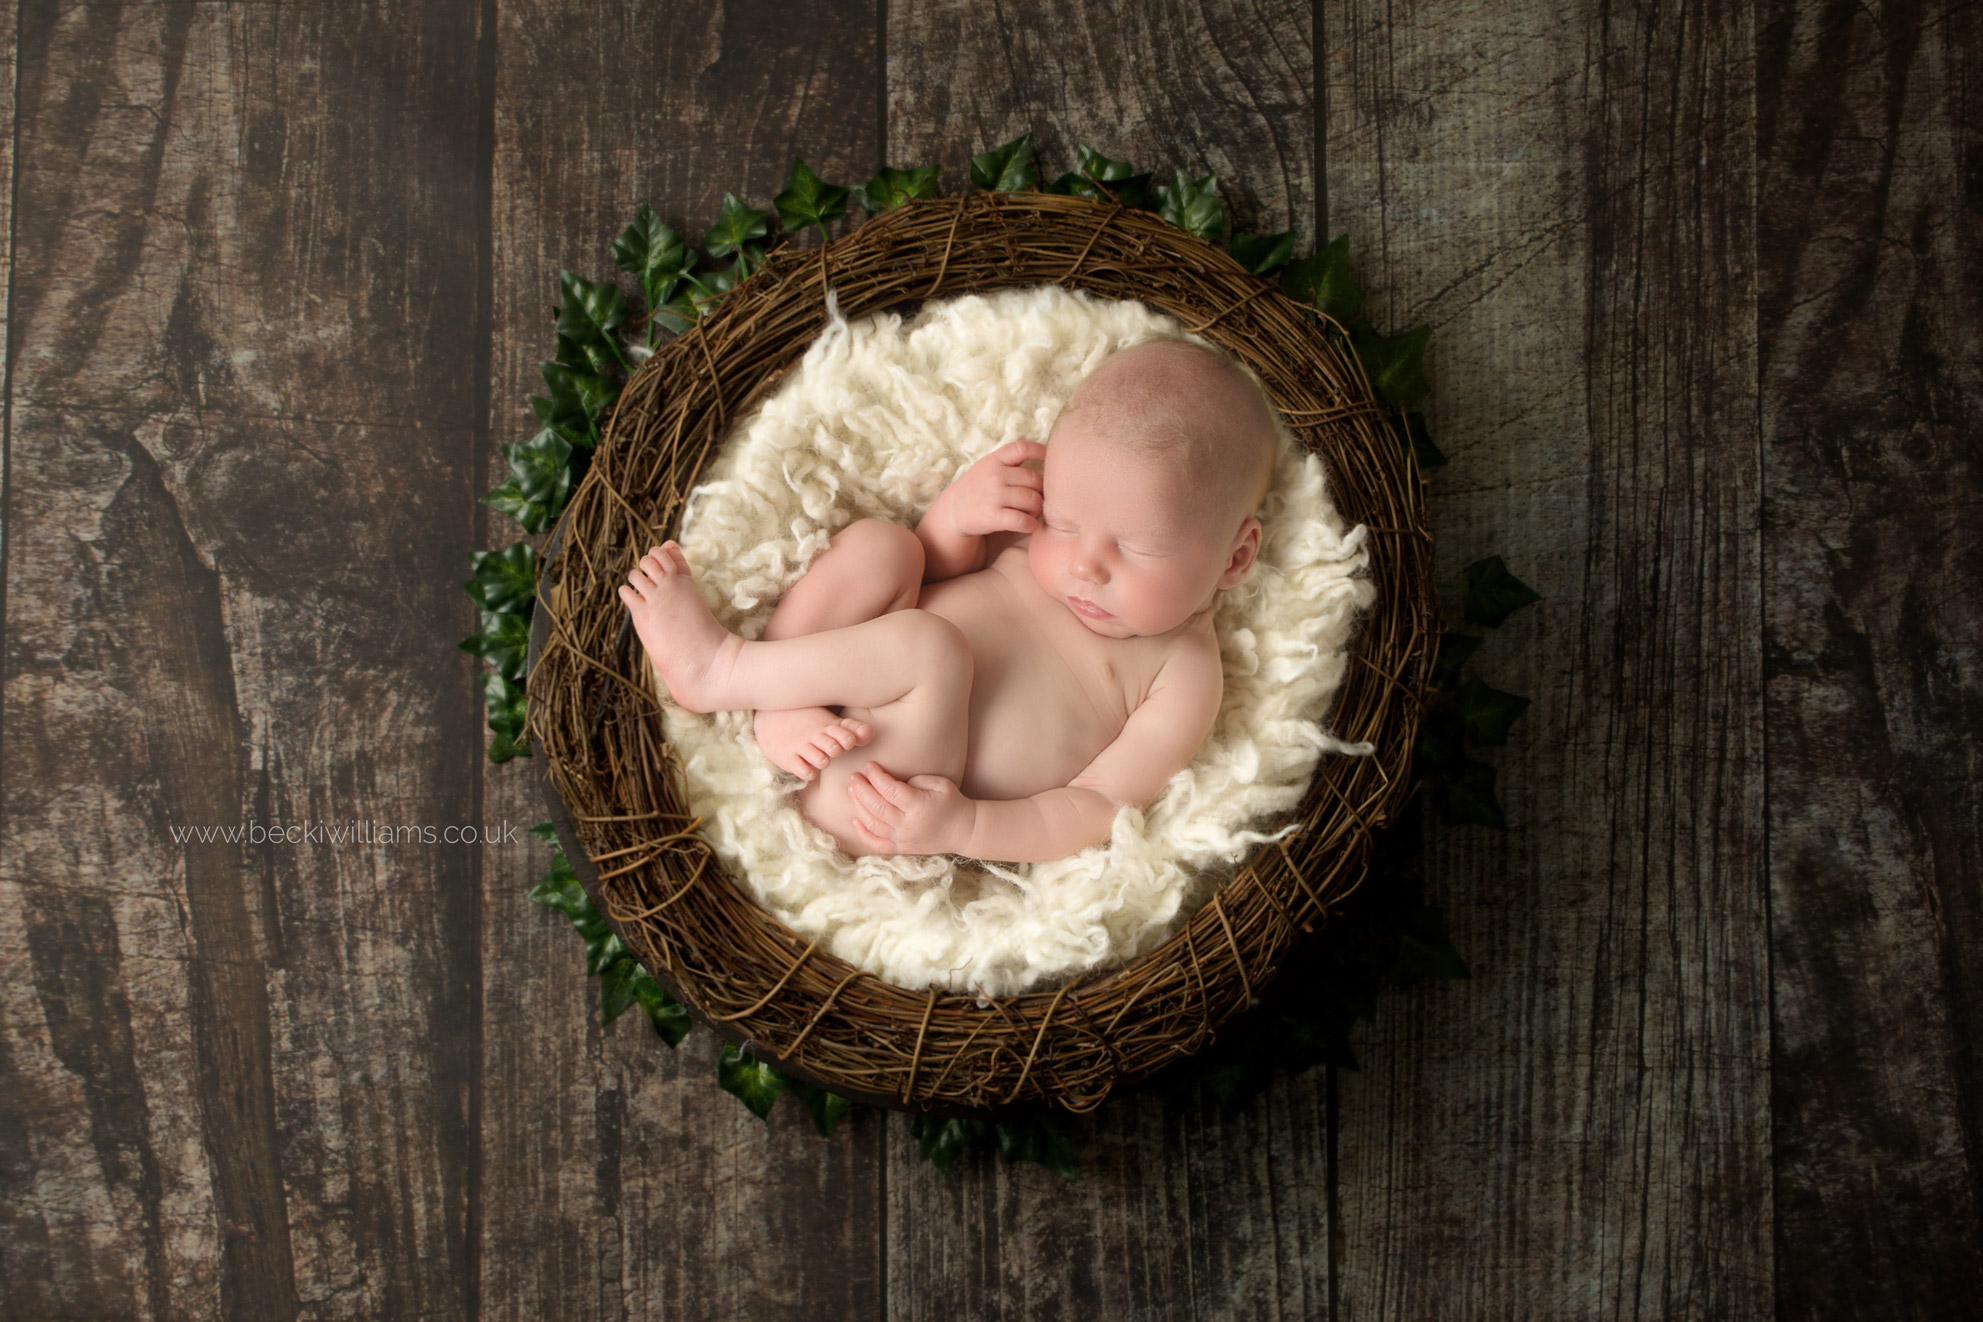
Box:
1027;419;1247;639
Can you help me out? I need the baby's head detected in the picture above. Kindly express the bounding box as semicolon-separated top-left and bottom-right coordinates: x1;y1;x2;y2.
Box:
1029;339;1277;638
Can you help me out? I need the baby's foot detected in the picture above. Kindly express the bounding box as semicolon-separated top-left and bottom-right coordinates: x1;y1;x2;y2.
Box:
754;707;873;781
617;542;739;713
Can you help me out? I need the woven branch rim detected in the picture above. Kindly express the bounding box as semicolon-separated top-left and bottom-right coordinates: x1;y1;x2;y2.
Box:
525;190;1436;1116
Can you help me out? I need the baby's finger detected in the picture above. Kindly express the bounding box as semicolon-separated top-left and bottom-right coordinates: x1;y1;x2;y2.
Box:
994;439;1048;466
1000;509;1039;533
1001;486;1043;514
1004;464;1044;491
849;773;896;820
862;764;917;807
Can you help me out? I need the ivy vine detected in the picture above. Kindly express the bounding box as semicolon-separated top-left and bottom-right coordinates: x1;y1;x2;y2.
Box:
472;136;1540;1178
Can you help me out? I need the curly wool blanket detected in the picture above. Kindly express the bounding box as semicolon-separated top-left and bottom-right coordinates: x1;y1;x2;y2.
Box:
652;285;1375;998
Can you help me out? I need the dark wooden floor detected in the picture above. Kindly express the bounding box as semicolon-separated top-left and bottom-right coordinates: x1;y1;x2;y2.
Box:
1;1;1978;1318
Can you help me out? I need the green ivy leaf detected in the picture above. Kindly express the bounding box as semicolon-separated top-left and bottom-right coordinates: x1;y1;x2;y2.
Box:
1389;907;1472;985
1399;410;1446;468
1047;146;1152;208
1076;145;1138;186
969;132;1038;191
860;164;940;214
524;849;625;975
458;608;530;682
1414;703;1464;774
600;955;642;1024
479;477;538;534
1153;170;1225;242
717;1042;790;1120
631;968;691;1047
531;360;616;447
992;1115;1079;1181
483;670;528;761
1454;675;1531;747
774;157;850;235
1461;556;1542;627
1430;631;1483;692
509;427;574;508
1431;757;1505;828
480;429;574;534
650;287;701;335
555;330;619;379
702;193;770;266
701;261;740;302
788;1080;857;1137
1351;321;1431;406
1281;234;1364;324
909;1115;989;1173
465;542;535;613
554;270;631;368
1228;230;1296;276
525;848;585;916
528;819;558;847
611;204;690;310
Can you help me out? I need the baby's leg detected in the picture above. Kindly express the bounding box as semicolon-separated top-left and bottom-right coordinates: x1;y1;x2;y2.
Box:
754;519;925;779
623;543;970;857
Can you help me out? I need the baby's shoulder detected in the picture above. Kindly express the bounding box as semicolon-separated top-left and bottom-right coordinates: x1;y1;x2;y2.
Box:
1149;616;1223;697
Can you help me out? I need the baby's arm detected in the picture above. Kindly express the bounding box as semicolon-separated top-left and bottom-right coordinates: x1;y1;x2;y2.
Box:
849;637;1225;863
915;440;1045;580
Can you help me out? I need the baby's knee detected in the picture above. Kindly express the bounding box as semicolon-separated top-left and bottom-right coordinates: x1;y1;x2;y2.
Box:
833;517;924;586
893;609;973;686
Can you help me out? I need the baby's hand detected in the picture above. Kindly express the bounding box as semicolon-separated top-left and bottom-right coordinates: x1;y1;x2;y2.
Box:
847;763;975;856
940;439;1045;539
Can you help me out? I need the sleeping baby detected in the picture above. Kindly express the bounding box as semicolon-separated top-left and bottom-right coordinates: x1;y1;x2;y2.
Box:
620;339;1277;863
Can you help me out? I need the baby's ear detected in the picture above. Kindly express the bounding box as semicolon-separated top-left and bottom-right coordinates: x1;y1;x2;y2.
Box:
1218;517;1263;589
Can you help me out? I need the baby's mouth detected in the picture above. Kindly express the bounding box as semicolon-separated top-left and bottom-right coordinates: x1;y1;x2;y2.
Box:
1068;596;1113;620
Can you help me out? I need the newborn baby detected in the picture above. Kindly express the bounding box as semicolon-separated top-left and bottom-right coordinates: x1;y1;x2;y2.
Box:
621;339;1277;863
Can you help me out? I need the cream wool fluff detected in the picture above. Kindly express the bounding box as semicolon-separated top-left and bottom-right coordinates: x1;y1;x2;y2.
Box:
650;285;1376;998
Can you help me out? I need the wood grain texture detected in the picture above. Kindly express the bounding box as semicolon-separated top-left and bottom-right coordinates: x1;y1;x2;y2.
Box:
481;3;884;1318
0;3;484;1317
1758;2;1983;1317
887;1084;1331;1322
889;0;1318;247
883;8;1330;1318
1323;0;1772;1316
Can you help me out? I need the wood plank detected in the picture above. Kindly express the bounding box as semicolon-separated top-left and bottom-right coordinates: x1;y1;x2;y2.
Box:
1757;2;1983;1316
885;1083;1331;1321
0;4;484;1317
482;3;884;1318
883;5;1329;1318
888;0;1319;246
1323;0;1773;1316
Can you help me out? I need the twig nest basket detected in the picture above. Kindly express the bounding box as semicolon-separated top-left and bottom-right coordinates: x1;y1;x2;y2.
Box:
529;191;1436;1116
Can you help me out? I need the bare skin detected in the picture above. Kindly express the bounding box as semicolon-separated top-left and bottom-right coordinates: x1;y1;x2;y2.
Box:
620;341;1276;863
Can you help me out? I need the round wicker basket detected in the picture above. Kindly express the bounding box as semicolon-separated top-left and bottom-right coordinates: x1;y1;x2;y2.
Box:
525;190;1436;1117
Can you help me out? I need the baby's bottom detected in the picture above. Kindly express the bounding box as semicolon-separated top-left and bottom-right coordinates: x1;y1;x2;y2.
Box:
753;519;965;855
